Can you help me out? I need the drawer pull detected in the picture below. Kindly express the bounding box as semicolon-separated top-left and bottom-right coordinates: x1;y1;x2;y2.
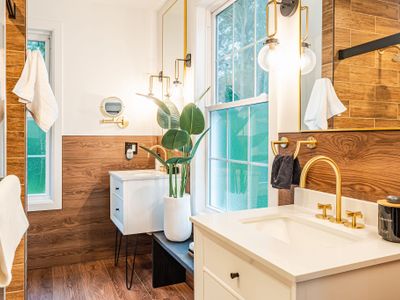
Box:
116;208;120;211
115;187;120;190
230;272;240;279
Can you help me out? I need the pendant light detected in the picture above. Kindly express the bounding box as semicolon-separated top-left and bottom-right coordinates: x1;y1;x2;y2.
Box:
258;0;299;71
300;6;316;75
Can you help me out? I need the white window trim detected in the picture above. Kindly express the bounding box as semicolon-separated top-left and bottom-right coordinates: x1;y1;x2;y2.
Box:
189;0;279;215
27;19;63;212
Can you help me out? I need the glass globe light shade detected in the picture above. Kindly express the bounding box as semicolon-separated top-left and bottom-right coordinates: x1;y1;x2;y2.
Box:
257;39;279;72
300;43;317;75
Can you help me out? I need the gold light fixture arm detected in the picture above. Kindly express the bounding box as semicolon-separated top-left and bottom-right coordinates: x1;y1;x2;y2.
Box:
266;0;278;38
301;5;309;43
101;116;129;129
148;72;171;98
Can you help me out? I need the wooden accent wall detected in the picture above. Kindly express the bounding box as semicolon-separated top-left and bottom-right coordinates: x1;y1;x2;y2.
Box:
331;0;400;129
321;0;334;80
6;0;27;299
279;131;400;205
27;136;160;269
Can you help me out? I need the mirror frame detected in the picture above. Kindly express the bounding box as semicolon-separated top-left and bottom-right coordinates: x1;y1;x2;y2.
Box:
100;97;125;118
298;0;400;133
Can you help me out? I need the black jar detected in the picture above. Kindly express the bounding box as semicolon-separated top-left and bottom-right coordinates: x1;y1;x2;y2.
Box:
378;196;400;243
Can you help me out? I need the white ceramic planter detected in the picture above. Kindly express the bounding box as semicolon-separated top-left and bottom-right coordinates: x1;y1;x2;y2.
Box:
164;194;192;242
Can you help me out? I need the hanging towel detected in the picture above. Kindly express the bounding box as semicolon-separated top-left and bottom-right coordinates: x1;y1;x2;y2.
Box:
0;175;29;287
271;155;302;189
304;78;346;130
12;50;58;132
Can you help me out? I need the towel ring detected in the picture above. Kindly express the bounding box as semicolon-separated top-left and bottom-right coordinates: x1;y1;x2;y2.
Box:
271;137;289;156
293;137;317;158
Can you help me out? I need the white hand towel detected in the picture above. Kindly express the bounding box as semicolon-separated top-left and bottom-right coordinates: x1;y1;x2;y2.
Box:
304;78;347;130
12;50;58;132
0;175;29;287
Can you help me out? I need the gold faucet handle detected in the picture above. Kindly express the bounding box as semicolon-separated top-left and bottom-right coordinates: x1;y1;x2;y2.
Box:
316;203;332;220
344;210;365;229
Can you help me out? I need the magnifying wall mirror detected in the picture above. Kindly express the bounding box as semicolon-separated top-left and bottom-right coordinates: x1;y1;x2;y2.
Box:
101;97;124;118
300;0;400;132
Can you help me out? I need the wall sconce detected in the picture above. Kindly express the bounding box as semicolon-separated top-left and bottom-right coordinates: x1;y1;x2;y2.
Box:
258;0;299;71
171;54;192;100
148;71;171;98
300;6;316;75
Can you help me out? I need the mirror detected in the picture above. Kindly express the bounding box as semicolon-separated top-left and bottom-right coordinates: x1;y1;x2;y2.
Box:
101;97;124;118
0;0;5;178
161;0;186;105
300;0;400;131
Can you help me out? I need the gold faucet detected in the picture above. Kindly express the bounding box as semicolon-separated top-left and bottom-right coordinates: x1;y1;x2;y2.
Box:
148;145;168;172
299;155;344;224
148;145;167;160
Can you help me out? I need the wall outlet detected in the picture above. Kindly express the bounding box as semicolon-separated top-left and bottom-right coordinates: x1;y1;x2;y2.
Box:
125;142;138;156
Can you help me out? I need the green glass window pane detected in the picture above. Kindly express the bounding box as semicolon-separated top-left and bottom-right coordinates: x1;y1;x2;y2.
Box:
249;165;268;208
250;102;269;164
233;0;255;50
234;46;255;100
210;160;227;210
256;0;268;41
27;40;46;58
216;5;233;58
228;162;248;211
228;106;248;161
27;157;46;195
27;118;46;156
256;41;269;96
216;55;233;103
210;110;227;159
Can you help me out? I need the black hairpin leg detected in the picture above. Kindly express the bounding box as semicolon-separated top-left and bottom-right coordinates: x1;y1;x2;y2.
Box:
114;228;123;266
125;235;138;290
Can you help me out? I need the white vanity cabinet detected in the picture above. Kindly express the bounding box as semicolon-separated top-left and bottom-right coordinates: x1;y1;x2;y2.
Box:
109;170;169;235
194;227;292;300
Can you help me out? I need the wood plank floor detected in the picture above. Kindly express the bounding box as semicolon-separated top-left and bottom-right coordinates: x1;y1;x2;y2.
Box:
27;254;194;300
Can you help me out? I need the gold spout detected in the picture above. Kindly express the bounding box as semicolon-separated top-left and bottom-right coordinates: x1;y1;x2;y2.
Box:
300;155;344;224
149;145;168;161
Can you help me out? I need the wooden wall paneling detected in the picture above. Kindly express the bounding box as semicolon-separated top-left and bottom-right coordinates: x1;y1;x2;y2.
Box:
27;136;161;269
278;131;400;206
6;0;27;298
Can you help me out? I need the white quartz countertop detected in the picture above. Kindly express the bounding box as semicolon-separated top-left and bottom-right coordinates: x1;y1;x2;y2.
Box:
109;170;169;181
191;204;400;284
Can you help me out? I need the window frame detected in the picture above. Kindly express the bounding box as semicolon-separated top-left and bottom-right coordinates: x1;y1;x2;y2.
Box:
205;0;269;212
27;19;63;212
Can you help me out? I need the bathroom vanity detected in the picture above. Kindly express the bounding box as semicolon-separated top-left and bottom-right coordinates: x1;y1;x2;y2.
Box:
191;189;400;300
109;170;169;235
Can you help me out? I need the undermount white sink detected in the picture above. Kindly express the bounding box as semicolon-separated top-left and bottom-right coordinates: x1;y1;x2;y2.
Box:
240;215;357;249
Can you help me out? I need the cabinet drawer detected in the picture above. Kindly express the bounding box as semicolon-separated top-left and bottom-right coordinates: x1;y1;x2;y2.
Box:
203;236;290;300
204;271;239;300
111;194;124;227
111;178;123;198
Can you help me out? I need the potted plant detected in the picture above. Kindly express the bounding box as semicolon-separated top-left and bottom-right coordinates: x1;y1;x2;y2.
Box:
139;88;210;242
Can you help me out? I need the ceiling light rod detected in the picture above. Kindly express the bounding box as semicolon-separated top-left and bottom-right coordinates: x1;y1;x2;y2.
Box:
338;32;400;60
6;0;16;19
174;54;192;84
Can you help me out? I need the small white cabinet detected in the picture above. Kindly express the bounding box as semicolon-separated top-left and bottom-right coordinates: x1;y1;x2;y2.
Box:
109;170;169;235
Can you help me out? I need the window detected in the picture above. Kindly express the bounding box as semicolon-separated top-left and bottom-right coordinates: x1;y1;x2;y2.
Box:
208;0;269;212
27;30;57;209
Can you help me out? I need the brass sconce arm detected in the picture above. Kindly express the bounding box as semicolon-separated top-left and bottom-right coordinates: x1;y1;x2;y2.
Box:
174;54;192;84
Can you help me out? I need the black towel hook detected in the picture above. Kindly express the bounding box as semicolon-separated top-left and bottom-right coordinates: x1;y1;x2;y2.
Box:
6;0;16;19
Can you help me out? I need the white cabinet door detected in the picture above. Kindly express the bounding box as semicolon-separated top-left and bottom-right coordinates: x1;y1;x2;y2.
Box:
204;272;240;300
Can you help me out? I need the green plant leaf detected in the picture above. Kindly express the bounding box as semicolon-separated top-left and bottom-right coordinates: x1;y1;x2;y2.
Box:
190;128;210;157
180;103;205;135
136;93;170;115
162;129;190;150
166;156;193;165
139;145;168;167
160;100;181;129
